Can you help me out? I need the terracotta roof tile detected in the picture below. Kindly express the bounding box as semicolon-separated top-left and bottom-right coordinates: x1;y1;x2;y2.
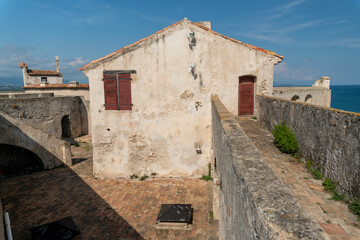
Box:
27;70;62;76
23;84;89;89
79;19;283;71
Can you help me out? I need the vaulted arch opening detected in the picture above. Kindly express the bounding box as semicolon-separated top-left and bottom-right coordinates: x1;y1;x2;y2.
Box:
61;115;71;138
291;95;300;101
0;144;44;177
305;94;313;103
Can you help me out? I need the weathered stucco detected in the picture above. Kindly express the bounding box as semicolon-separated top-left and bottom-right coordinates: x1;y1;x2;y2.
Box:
0;95;88;138
82;19;282;178
211;95;324;240
257;95;360;199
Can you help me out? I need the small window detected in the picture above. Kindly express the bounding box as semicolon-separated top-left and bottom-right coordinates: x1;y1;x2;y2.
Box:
41;77;47;82
103;72;132;110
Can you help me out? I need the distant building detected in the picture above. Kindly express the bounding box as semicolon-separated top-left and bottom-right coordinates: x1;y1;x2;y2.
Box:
273;76;331;107
19;56;63;86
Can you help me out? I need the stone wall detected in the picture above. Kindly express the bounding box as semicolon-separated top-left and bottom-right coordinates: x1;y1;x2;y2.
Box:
211;95;323;240
0;110;71;168
257;95;360;198
0;95;88;138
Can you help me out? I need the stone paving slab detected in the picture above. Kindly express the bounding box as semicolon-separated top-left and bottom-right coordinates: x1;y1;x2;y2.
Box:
0;135;218;240
237;118;360;240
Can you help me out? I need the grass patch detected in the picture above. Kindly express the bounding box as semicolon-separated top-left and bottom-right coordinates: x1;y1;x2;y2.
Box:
272;121;298;154
323;178;336;192
349;201;360;221
209;210;214;220
330;192;346;201
130;174;138;179
321;177;360;221
201;163;212;181
306;160;322;180
140;175;149;181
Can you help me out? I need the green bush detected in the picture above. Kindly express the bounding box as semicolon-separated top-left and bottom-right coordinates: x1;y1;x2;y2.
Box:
272;121;298;154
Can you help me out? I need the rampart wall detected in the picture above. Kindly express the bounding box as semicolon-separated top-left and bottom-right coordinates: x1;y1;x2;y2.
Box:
211;95;323;239
257;95;360;198
0;110;71;168
0;94;89;138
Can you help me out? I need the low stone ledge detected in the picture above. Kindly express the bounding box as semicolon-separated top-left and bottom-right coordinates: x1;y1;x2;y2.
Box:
211;95;324;240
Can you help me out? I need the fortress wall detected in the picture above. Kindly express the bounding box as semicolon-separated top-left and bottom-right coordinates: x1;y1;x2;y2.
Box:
257;95;360;199
211;95;323;240
0;96;85;138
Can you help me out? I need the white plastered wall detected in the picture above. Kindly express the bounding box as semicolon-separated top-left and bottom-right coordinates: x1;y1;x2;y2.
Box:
84;20;282;178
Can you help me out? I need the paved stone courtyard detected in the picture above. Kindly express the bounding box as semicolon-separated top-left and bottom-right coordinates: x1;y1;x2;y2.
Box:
0;135;218;239
237;118;360;240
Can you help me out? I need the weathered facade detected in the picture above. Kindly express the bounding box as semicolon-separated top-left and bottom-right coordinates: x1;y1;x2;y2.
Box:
19;56;63;86
273;76;331;107
80;19;282;178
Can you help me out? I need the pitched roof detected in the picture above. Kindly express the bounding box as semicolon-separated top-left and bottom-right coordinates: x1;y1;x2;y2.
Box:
23;83;89;89
27;69;62;76
19;62;28;68
79;19;283;72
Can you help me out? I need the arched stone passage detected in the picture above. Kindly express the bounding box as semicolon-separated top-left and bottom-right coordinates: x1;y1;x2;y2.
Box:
0;144;44;176
61;115;71;138
305;94;312;103
291;95;300;101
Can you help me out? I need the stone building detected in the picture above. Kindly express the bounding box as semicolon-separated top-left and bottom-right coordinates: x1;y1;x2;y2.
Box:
79;18;283;178
273;76;331;107
19;56;63;86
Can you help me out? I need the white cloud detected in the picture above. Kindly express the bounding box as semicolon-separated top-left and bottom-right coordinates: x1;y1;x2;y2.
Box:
274;62;317;82
0;45;88;84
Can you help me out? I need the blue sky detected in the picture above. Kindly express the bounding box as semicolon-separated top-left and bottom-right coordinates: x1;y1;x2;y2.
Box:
0;0;360;86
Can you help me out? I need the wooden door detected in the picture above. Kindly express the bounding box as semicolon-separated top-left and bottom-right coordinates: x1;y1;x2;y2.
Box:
238;76;255;116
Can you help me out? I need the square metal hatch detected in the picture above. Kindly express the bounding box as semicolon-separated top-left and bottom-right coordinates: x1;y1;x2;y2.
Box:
156;204;193;230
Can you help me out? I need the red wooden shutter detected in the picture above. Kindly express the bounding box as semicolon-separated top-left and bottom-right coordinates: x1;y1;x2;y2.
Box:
103;73;118;110
118;73;132;110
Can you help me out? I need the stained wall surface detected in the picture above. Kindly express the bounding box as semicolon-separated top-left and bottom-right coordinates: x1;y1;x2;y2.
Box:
83;20;282;178
257;95;360;198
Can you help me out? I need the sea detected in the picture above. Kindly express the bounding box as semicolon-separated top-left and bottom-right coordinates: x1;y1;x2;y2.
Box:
330;85;360;113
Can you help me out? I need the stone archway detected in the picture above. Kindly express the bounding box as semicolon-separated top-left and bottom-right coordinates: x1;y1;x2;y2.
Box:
0;144;44;176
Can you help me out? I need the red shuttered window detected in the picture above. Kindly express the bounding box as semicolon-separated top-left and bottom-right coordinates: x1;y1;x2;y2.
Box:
103;72;132;110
